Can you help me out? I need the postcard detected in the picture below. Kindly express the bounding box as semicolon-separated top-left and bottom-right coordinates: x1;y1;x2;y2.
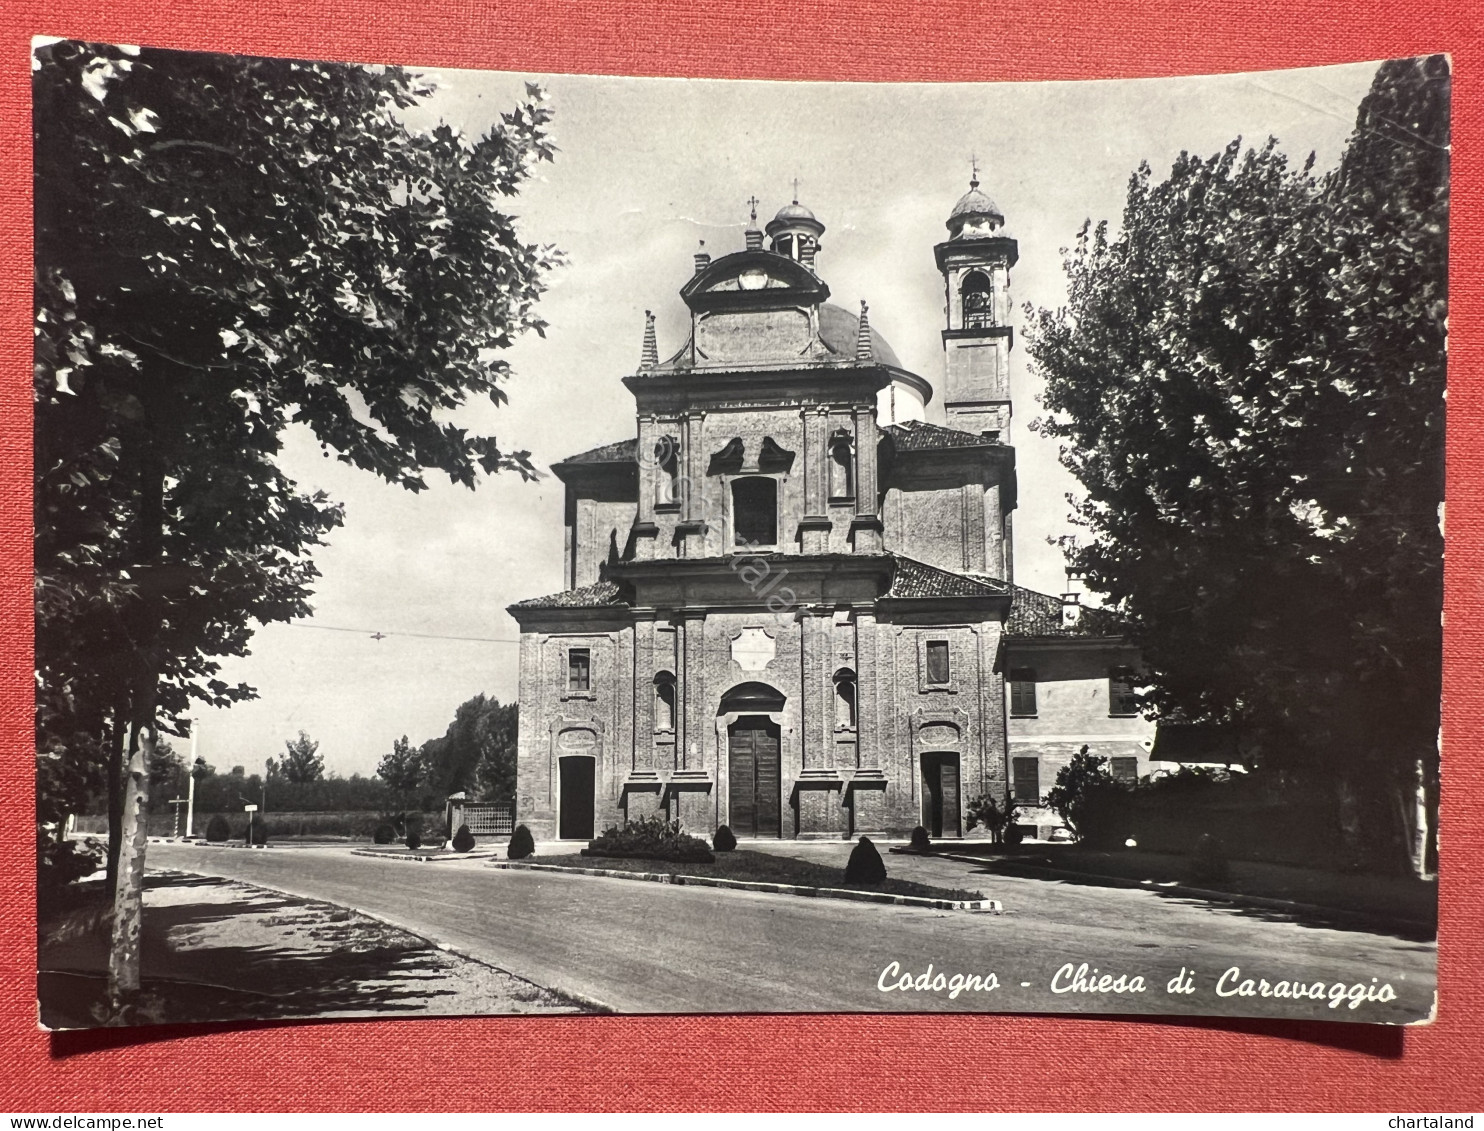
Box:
32;39;1444;1028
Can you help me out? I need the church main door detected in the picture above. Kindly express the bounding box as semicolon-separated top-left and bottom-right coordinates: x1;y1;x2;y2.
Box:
921;752;961;839
728;716;781;838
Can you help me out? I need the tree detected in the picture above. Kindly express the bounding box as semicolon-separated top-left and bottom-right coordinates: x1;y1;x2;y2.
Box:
146;739;184;795
377;735;423;794
279;731;325;784
1041;747;1118;842
965;791;1021;845
420;695;519;802
1026;57;1447;873
33;40;558;1018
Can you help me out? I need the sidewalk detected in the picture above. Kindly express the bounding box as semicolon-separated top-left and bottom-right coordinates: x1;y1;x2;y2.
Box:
38;869;592;1028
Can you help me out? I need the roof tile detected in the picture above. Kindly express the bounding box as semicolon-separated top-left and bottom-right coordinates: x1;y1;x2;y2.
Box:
887;556;1009;599
509;579;628;610
884;420;1002;451
1005;583;1126;638
555;438;637;466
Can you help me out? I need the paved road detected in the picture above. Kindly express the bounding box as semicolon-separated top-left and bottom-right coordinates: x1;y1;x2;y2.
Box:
147;842;1435;1023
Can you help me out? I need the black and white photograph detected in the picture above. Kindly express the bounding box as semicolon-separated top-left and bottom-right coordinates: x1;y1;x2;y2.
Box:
32;40;1446;1029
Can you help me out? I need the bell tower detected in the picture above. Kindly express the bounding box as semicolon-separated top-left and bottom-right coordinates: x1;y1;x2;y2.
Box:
935;167;1019;438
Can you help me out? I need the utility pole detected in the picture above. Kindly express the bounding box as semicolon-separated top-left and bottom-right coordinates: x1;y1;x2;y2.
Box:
186;715;198;838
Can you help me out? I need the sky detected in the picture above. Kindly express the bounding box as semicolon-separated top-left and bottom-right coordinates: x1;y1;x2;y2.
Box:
193;58;1381;778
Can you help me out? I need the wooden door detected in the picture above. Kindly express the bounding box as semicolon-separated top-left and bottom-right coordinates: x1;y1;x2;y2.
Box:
559;756;595;840
939;754;961;838
922;752;961;839
729;718;781;838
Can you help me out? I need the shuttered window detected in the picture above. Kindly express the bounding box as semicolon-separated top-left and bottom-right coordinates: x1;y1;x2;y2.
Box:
1012;756;1040;804
1110;756;1139;784
1009;667;1037;716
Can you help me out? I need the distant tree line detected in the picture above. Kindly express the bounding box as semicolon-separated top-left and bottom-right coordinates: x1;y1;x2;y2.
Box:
116;698;517;818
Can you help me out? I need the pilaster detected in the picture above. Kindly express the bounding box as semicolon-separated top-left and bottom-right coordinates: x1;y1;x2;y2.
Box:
851;404;884;553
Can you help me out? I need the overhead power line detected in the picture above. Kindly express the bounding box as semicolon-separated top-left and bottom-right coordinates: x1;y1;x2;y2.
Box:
286;621;521;645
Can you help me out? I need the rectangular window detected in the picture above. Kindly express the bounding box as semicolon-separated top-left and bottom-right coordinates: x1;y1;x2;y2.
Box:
1110;756;1139;784
1109;667;1139;716
1012;756;1040;804
1009;667;1037;717
926;640;951;685
732;476;778;547
567;648;591;692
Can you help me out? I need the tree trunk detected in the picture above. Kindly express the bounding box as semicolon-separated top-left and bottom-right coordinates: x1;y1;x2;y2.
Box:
106;717;153;1017
105;711;125;890
105;450;165;1021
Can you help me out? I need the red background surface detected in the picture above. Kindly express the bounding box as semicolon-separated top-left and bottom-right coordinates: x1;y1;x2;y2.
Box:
1;0;1481;1112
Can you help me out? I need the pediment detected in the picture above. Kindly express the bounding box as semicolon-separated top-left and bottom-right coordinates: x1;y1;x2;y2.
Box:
681;249;829;313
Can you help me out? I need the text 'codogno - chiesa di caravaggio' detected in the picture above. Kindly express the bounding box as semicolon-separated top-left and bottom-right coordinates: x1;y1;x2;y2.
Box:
509;176;1156;842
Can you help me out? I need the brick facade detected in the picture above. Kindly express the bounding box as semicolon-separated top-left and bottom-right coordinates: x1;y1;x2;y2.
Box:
509;185;1151;841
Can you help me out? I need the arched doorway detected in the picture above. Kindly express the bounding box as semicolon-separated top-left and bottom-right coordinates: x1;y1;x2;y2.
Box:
921;751;961;839
719;682;786;839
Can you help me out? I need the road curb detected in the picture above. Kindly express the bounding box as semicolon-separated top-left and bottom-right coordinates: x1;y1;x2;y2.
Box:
349;848;504;863
150;864;614;1015
488;860;1002;912
892;849;1434;936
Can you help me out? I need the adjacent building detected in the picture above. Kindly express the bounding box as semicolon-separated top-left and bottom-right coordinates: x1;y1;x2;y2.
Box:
508;180;1155;842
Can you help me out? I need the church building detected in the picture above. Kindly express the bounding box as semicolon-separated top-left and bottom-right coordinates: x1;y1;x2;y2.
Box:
508;178;1155;842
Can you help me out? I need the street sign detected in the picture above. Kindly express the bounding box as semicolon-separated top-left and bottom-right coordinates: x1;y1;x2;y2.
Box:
243;804;258;812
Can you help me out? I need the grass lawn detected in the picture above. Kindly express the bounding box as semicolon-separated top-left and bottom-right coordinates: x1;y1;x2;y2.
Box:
530;848;985;902
899;842;1434;933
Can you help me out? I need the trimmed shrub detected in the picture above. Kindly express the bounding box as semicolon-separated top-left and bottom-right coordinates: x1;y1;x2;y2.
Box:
205;814;231;843
508;824;535;860
1004;822;1026;846
1189;832;1231;885
712;825;737;853
583;814;714;864
452;824;476;853
248;821;268;846
844;837;888;885
405;830;422;850
909;826;931;851
372;824;396;845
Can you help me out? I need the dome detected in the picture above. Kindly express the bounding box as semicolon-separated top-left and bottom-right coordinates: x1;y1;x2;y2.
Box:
774;201;817;224
818;302;902;369
947;180;1004;232
765;198;826;240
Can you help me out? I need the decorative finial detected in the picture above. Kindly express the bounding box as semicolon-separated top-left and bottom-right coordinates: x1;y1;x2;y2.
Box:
970;154;980;191
747;195;760;226
855;299;873;362
640;310;658;370
792;176;800;204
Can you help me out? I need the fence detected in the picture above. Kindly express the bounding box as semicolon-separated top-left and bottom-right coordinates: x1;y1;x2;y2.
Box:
462;802;514;837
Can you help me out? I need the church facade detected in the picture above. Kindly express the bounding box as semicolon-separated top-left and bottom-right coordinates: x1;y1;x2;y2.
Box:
508;181;1155;842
